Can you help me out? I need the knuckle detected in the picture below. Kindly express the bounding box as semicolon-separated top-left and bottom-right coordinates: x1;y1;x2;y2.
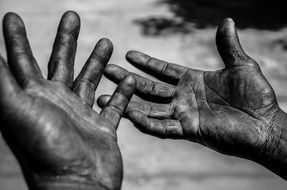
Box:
88;56;106;67
160;61;168;73
105;104;123;116
75;77;98;89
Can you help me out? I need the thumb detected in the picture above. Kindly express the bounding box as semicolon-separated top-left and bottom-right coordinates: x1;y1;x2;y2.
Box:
216;18;251;68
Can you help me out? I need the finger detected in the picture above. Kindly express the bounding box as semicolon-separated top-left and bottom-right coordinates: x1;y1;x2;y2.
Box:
48;11;80;87
216;18;253;68
100;75;136;130
127;111;183;139
98;95;174;118
126;50;187;84
0;55;26;111
73;38;113;107
3;12;43;86
105;64;175;100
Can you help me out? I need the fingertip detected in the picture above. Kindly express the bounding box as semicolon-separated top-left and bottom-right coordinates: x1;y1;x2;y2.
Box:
125;50;138;60
123;75;136;89
60;10;80;38
115;75;136;100
3;12;22;23
222;18;235;27
3;12;25;35
92;38;113;64
97;95;110;108
104;64;117;74
216;18;236;41
126;50;149;65
63;10;80;23
216;17;248;66
98;38;113;50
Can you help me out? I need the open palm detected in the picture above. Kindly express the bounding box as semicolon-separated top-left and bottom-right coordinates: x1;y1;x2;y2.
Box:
98;19;280;159
0;12;135;190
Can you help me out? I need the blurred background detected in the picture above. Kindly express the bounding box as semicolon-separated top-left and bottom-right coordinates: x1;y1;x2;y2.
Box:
1;0;287;189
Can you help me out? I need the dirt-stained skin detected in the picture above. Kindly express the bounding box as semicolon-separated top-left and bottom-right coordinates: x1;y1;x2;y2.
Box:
98;19;287;180
0;11;135;190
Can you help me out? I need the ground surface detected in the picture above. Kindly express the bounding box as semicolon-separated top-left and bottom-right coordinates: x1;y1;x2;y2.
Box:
1;0;287;189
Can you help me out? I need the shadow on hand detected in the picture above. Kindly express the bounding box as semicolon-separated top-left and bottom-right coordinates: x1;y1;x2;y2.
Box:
135;0;287;36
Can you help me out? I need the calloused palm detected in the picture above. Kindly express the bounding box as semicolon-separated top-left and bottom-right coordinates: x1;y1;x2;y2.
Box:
98;19;281;163
0;12;135;190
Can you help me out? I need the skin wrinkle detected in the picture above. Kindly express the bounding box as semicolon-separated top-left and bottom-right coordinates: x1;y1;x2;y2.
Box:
4;12;287;189
53;40;76;56
206;71;263;121
148;103;173;118
25;99;88;159
142;77;153;94
6;39;32;54
201;75;212;111
9;49;33;59
87;52;107;65
56;30;78;44
162;120;169;137
175;79;198;137
159;58;168;74
167;104;175;118
4;98;89;176
33;172;106;190
0;11;135;190
193;75;207;144
30;80;117;185
73;40;113;107
98;18;287;180
49;57;75;69
178;68;188;80
149;80;158;95
103;105;123;118
48;60;75;83
145;103;152;116
260;109;286;153
7;56;41;80
75;77;98;89
89;53;108;65
204;78;231;106
175;120;184;137
50;53;76;69
47;14;79;87
5;26;26;36
104;64;176;100
186;75;201;139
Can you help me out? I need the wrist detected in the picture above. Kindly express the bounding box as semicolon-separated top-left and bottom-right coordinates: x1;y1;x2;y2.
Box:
26;173;112;190
260;108;287;159
33;175;97;190
253;108;287;179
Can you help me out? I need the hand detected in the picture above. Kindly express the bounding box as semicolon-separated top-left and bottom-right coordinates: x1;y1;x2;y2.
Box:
98;19;284;175
0;11;135;190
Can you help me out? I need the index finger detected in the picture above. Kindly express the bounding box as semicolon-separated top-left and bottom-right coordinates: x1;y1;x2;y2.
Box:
126;50;187;84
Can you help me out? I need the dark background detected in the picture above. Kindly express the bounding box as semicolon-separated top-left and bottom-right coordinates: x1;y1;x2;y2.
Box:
135;0;287;35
